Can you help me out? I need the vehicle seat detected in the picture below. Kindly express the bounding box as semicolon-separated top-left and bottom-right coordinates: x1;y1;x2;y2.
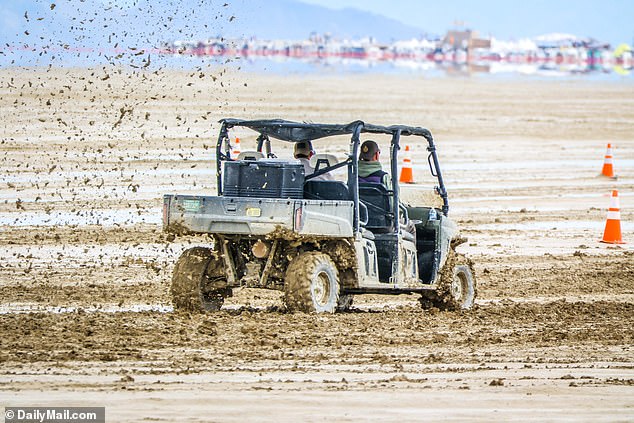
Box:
304;180;349;201
237;151;264;161
310;154;338;172
358;183;394;233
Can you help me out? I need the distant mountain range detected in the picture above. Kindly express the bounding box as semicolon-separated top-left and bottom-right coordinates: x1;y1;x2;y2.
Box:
224;0;427;42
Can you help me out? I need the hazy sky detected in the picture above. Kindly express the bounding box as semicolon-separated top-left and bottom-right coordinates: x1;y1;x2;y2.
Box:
299;0;634;45
2;0;632;51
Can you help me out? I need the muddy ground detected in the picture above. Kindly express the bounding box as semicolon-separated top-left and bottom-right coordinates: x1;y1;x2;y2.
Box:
1;69;634;421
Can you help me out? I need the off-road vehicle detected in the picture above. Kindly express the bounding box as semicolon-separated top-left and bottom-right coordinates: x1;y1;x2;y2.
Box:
163;119;475;313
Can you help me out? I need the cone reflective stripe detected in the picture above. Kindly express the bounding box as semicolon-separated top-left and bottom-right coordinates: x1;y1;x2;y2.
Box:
232;137;241;157
601;143;616;178
399;145;414;184
601;190;625;244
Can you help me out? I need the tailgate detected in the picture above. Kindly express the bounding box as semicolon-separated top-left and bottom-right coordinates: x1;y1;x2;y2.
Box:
164;195;295;235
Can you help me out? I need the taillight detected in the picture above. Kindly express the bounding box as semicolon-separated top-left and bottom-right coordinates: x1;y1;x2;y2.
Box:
294;206;303;231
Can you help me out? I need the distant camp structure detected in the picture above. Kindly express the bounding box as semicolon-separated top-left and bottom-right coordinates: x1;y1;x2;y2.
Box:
165;30;633;76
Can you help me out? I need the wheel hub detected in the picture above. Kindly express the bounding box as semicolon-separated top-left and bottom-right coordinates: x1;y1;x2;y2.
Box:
451;274;465;300
312;271;331;306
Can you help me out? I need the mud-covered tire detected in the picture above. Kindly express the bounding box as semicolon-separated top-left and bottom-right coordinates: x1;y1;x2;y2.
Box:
171;247;230;312
422;249;476;311
284;252;340;313
337;294;354;312
448;264;476;309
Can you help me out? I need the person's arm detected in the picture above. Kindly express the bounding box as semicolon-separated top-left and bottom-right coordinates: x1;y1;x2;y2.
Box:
382;172;392;189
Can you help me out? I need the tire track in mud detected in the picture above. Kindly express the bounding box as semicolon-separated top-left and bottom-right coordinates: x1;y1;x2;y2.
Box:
0;301;632;366
1;224;632;306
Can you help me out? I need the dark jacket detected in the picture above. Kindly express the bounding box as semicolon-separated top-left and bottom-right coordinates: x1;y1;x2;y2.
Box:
358;160;390;186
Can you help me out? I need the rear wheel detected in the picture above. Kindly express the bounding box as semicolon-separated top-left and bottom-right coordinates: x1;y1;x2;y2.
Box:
171;247;230;312
284;252;340;313
422;249;476;311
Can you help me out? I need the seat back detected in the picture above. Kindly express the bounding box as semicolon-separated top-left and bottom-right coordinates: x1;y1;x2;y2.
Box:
303;180;350;201
358;183;394;232
309;154;338;172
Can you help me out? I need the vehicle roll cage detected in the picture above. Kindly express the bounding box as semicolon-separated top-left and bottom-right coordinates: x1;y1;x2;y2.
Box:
216;118;449;231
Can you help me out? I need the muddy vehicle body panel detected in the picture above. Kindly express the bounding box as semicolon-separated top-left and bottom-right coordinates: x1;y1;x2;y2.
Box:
164;118;475;312
164;195;355;237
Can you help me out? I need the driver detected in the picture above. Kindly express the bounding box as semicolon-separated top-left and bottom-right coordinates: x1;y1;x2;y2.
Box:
358;140;416;237
358;140;390;187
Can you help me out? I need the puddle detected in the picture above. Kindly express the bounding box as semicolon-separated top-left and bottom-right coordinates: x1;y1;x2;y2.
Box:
475;220;634;231
0;303;291;315
447;179;634;191
0;243;174;266
4;296;631;315
413;159;634;171
1;167;217;185
0;185;213;203
0;303;173;315
477;294;634;305
0;207;163;227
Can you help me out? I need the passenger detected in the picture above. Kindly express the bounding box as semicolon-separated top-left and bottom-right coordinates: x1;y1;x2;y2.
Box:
294;141;315;175
358;140;416;238
358;140;390;187
294;141;333;181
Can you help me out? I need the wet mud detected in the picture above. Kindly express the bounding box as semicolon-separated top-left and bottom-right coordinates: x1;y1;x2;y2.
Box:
1;70;633;421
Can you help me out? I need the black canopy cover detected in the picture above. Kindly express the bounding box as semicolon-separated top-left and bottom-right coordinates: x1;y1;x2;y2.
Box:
220;118;432;143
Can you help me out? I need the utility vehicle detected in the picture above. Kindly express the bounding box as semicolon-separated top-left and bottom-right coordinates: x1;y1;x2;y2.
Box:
163;119;475;313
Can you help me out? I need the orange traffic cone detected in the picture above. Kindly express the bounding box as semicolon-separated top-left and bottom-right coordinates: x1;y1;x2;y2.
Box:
601;143;617;178
601;190;625;244
399;145;414;184
232;137;241;157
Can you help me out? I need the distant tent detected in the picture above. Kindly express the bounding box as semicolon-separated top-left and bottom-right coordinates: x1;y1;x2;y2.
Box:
614;43;632;58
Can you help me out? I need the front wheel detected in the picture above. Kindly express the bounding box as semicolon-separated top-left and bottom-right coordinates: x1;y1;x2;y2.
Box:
422;249;476;311
447;264;476;309
284;252;340;313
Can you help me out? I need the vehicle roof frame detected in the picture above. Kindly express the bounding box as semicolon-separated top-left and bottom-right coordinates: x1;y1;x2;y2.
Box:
216;118;450;224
